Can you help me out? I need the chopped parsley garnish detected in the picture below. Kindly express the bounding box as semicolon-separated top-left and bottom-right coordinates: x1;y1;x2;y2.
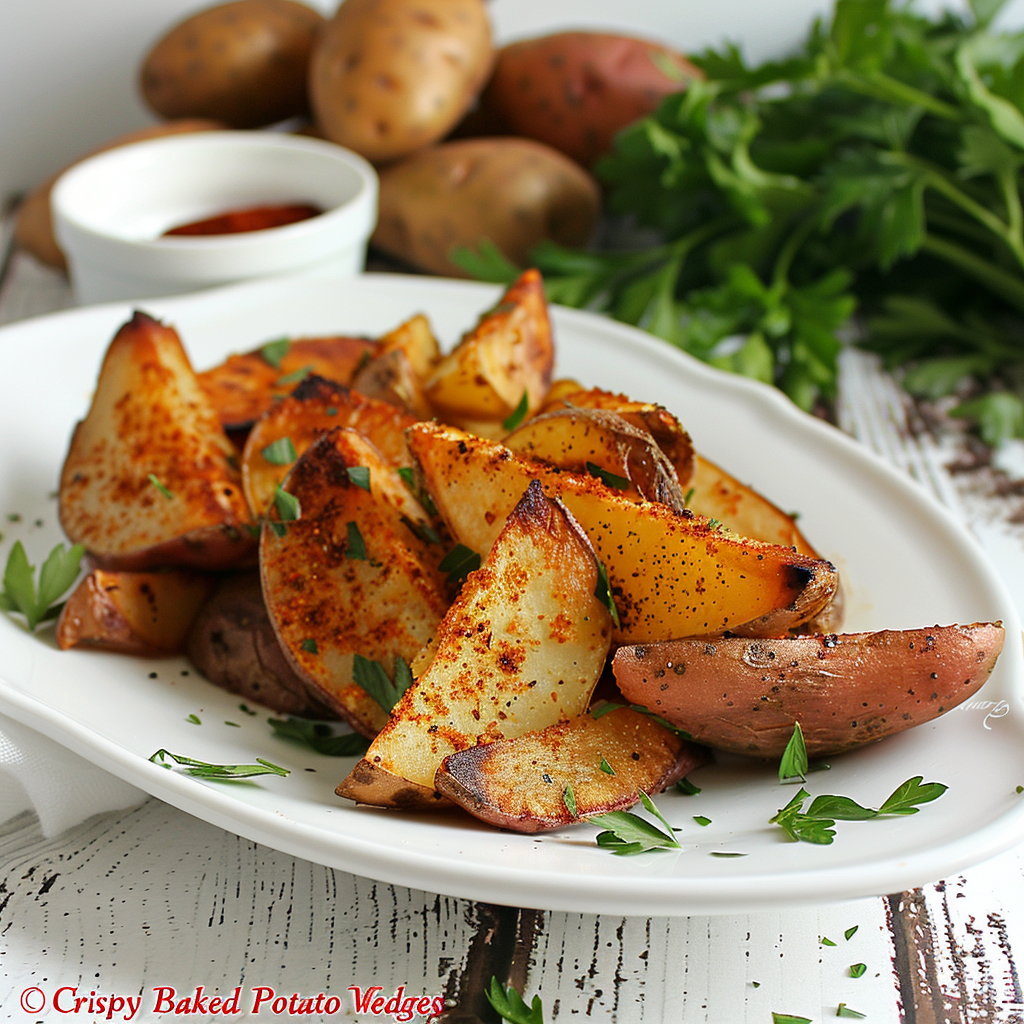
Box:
239;704;258;716
268;716;369;757
849;964;867;979
148;473;174;500
563;783;578;818
599;757;615;776
346;521;367;560
837;1004;867;1018
485;977;544;1024
300;638;319;654
186;714;201;725
779;722;808;783
0;540;84;630
261;437;297;465
710;851;747;857
845;926;859;941
276;365;312;386
693;815;712;827
346;465;371;491
502;390;530;431
259;337;290;368
149;749;289;779
352;654;414;712
676;778;701;796
586;462;630;490
593;559;620;628
273;485;300;522
589;791;681;855
772;1015;812;1024
439;543;481;587
821;936;837;947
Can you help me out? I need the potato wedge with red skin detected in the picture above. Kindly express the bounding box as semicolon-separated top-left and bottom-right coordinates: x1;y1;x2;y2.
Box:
59;312;255;571
56;568;215;655
261;428;448;737
241;375;417;515
337;480;613;809
425;269;554;429
408;422;838;642
435;707;709;833
197;335;377;430
612;623;1006;758
351;349;435;421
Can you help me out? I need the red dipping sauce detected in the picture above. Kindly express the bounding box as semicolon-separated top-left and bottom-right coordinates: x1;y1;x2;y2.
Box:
163;203;322;236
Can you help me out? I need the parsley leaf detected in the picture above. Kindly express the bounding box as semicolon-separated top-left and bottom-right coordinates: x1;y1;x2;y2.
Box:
352;654;414;712
877;776;948;815
779;722;809;782
273;485;300;522
484;977;544;1024
148;474;173;500
268;716;369;757
260;338;290;368
837;1003;867;1018
1;541;85;630
276;365;312;387
261;437;297;465
586;462;630;490
346;465;371;491
593;559;621;628
849;963;867;978
503;390;530;431
439;543;481;586
676;778;701;796
772;1015;813;1024
563;783;578;817
589;791;682;855
346;521;367;560
599;757;615;776
149;749;289;779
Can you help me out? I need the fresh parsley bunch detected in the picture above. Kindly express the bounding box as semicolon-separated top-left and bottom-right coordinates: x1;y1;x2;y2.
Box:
459;0;1024;441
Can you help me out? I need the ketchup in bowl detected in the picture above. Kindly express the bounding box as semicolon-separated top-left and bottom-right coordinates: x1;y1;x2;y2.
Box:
163;203;322;236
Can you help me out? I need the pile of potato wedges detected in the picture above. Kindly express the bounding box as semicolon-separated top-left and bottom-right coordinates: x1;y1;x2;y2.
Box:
50;270;1005;834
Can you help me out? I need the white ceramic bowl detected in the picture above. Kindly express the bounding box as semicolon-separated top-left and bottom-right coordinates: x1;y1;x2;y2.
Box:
51;131;378;304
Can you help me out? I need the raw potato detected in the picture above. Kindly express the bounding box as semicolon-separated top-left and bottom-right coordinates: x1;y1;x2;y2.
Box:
59;312;255;571
140;0;324;128
309;0;493;163
435;707;709;832
612;623;1006;757
372;138;600;277
14;119;223;271
57;569;215;655
408;422;839;642
481;31;701;166
338;480;613;808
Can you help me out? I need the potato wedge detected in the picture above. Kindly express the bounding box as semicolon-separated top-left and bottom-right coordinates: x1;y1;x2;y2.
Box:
425;269;554;428
338;480;613;808
197;335;377;430
612;623;1006;757
261;428;449;737
59;312;255;571
241;375;417;515
408;423;838;641
435;707;709;832
505;406;688;510
56;568;215;655
185;572;337;717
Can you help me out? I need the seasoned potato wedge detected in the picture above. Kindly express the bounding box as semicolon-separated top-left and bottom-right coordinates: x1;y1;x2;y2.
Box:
59;312;255;571
337;480;613;808
197;335;377;430
408;423;838;641
505;406;687;509
435;707;709;832
376;314;441;380
241;375;417;515
612;623;1006;757
56;568;215;655
261;428;449;737
186;572;337;718
425;270;554;429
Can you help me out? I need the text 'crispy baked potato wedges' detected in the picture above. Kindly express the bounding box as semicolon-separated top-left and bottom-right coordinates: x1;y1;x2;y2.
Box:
435;706;709;832
261;427;449;738
56;568;215;655
408;423;838;642
59;312;255;571
338;480;614;809
612;623;1006;758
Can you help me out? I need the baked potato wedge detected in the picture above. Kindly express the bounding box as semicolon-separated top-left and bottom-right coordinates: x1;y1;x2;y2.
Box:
337;480;613;809
425;269;554;431
407;423;838;642
612;623;1006;757
261;427;449;737
59;312;255;571
197;334;376;430
241;375;417;515
56;568;215;655
435;706;709;832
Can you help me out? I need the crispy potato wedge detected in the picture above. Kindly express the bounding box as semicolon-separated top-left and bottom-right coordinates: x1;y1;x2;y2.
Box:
56;568;215;655
59;312;255;571
435;707;709;832
197;335;377;430
241;375;417;515
338;480;614;808
505;406;687;509
376;313;442;380
612;622;1006;757
185;571;337;718
425;269;554;428
261;428;449;737
408;423;838;642
538;386;695;489
351;348;435;421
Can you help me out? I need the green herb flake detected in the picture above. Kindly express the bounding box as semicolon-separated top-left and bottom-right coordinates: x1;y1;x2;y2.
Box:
779;722;808;783
837;1004;867;1019
439;543;481;587
259;337;290;368
346;521;367;560
268;716;369;757
346;465;371;491
186;714;201;725
710;851;747;857
148;474;174;500
301;638;319;654
586;462;630;490
1017;785;1024;794
352;654;414;713
276;365;312;387
239;704;257;716
751;981;761;988
845;925;859;941
484;977;544;1024
149;749;289;780
0;540;85;630
273;485;301;522
693;815;712;827
563;783;578;818
821;936;837;947
224;721;240;728
683;487;695;506
589;790;681;856
502;390;530;431
676;777;701;796
849;963;867;978
593;559;621;628
599;757;615;776
261;437;297;465
772;1014;812;1024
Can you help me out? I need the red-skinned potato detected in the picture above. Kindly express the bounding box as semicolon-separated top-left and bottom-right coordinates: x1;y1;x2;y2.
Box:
480;32;701;166
612;623;1006;758
435;707;709;832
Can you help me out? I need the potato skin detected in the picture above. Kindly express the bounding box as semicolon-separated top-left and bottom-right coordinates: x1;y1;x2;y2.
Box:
372;138;600;277
481;31;701;166
140;0;325;128
612;623;1006;758
309;0;493;163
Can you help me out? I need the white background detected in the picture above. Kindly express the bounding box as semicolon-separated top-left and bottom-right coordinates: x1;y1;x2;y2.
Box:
2;0;1024;205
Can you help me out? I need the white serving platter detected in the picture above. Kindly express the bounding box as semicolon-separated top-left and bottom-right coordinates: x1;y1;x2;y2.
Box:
0;270;1021;916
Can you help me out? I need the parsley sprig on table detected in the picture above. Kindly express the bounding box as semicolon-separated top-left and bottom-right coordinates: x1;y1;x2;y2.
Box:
458;0;1024;441
0;541;84;630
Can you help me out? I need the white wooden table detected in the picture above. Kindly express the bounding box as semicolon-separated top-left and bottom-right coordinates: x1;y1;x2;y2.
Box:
3;236;1024;1024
